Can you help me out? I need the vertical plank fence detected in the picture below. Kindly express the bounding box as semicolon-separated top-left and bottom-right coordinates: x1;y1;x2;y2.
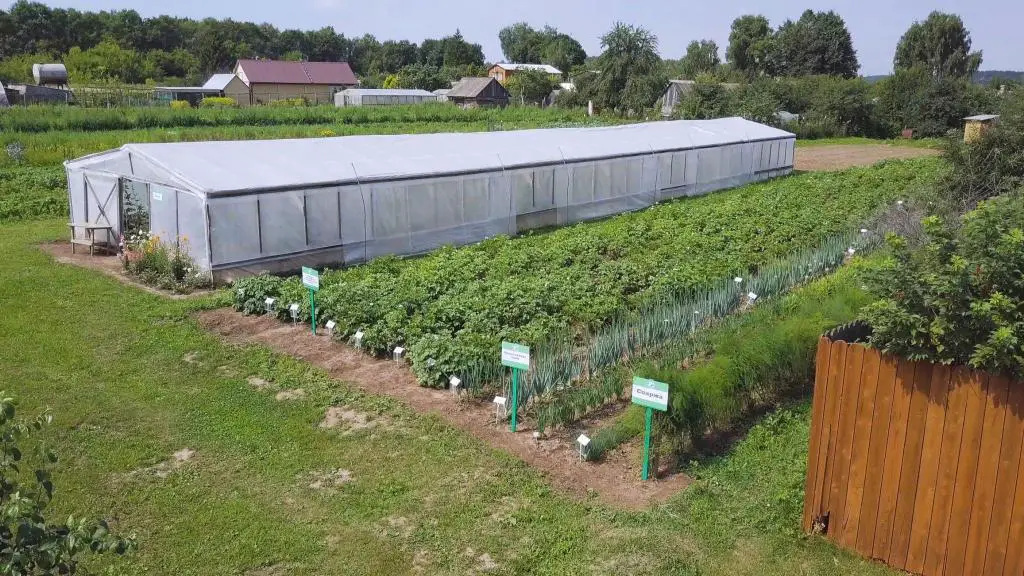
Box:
803;336;1024;576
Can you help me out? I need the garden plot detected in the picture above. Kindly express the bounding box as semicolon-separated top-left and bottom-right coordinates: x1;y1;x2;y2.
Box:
234;158;941;392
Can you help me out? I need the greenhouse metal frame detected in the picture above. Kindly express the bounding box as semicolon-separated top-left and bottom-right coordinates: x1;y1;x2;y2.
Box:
64;118;795;281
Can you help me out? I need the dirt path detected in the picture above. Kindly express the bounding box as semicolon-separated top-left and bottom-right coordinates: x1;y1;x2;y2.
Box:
199;309;691;510
795;144;938;171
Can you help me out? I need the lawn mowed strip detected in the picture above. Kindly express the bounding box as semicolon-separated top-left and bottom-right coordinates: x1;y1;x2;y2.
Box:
0;219;894;575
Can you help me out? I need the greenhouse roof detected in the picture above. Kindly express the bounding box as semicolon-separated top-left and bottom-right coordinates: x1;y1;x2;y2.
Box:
66;118;794;196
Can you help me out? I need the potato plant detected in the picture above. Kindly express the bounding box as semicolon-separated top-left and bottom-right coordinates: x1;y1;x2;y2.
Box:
233;158;941;388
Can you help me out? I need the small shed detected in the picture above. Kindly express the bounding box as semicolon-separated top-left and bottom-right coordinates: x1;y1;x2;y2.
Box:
964;114;1000;143
202;74;249;104
335;88;437;107
447;77;509;108
0;82;10;108
433;88;451;102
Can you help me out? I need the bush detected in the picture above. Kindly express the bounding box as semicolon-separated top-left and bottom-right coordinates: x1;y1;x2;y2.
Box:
122;232;210;294
0;392;136;571
200;96;237;108
935;124;1024;214
861;194;1024;378
169;100;191;110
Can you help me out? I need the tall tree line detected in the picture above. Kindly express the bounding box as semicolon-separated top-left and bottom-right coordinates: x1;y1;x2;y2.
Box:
0;0;485;83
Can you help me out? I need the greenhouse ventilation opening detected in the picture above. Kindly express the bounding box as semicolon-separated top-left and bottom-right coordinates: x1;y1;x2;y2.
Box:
64;118;795;282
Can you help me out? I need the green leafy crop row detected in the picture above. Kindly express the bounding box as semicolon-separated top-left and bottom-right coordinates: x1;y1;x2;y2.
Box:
234;158;940;390
0;166;67;222
0;103;592;134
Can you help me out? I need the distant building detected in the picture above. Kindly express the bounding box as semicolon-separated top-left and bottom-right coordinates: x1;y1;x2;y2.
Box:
203;73;249;103
335;88;438;107
0;81;9;108
1;83;70;105
488;63;562;83
659;79;741;117
963;114;1000;143
234;59;358;106
447;77;509;108
433;88;451;102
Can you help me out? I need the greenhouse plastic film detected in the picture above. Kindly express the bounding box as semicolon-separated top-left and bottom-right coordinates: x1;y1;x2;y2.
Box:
64;118;795;275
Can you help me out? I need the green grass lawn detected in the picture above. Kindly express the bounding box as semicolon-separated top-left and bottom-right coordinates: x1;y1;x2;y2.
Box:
0;218;896;575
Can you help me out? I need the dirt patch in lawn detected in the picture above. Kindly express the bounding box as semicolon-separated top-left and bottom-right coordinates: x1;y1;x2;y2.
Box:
38;241;215;299
199;309;691;510
794;144;938;172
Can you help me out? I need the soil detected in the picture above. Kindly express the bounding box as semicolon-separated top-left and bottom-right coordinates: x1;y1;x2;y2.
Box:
38;241;215;299
198;309;691;510
794;144;938;172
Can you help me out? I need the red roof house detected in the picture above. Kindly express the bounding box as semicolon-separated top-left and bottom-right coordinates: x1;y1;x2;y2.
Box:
233;60;358;105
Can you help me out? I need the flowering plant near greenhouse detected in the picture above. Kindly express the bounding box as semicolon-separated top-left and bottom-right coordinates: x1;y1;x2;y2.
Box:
233;158;940;392
122;233;210;294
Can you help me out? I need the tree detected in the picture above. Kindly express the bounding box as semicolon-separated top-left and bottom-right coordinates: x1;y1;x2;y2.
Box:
505;68;556;105
498;22;543;63
894;11;982;79
497;23;585;77
678;39;720;79
441;30;484;68
541;30;586;78
773;10;858;78
727;15;773;77
369;40;419;75
593;22;666;113
0;393;136;572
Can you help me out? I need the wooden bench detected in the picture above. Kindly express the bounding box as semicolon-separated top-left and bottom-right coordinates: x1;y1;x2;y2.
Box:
68;222;115;256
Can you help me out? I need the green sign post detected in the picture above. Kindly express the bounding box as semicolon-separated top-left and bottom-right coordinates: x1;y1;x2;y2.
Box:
632;376;669;481
501;342;530;432
302;267;320;335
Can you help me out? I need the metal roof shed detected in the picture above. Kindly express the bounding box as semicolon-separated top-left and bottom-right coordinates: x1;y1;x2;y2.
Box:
64;118;795;281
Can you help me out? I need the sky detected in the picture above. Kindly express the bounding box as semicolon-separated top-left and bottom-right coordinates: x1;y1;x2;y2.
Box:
42;0;1023;75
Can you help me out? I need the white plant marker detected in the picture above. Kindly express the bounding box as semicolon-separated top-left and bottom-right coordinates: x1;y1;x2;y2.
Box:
325;320;337;336
264;297;276;315
449;375;462;396
577;434;591;461
288;303;300;324
493;396;508;423
393;347;406;361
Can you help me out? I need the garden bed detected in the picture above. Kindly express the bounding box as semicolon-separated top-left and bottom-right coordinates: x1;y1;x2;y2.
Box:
40;241;216;299
198;308;692;510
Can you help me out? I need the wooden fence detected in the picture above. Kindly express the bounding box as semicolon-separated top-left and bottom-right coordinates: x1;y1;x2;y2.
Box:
802;336;1024;576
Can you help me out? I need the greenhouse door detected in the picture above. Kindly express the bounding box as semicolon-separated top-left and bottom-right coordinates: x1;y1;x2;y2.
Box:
82;171;122;245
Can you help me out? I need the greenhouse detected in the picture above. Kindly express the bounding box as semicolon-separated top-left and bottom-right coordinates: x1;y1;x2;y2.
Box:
64;118;795;281
334;88;438;107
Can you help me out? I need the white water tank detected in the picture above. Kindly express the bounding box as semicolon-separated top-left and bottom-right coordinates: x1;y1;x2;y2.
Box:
32;63;68;86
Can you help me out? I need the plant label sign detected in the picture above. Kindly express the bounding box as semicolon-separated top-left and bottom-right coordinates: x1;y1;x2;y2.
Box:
301;267;320;291
632;377;669;412
501;342;530;371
